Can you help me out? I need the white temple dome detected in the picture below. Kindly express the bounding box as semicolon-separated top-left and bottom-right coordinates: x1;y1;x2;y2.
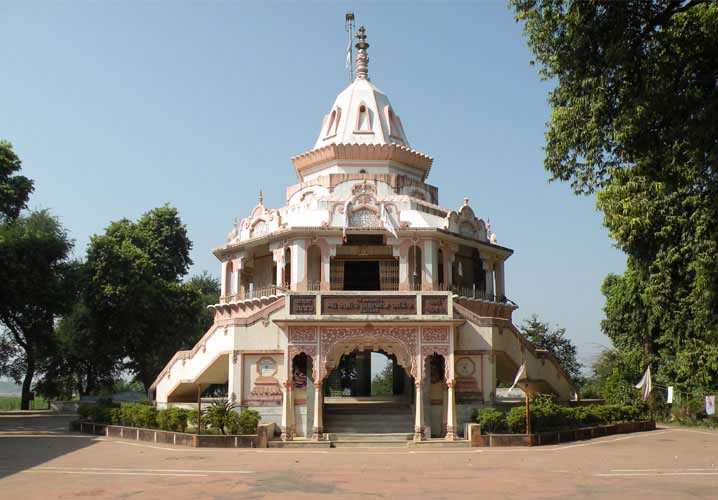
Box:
313;78;410;150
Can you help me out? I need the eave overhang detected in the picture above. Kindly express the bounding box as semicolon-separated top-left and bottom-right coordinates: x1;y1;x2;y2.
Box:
291;143;434;182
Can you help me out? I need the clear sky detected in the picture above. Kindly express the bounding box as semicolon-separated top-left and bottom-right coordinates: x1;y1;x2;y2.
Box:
1;1;625;368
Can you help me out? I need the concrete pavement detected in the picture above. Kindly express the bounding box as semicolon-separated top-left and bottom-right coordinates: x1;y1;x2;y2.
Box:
1;414;717;499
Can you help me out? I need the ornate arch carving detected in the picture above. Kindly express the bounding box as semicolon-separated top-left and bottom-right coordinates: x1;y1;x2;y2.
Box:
319;327;418;381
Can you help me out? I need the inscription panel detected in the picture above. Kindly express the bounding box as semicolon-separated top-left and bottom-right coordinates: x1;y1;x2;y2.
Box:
321;295;417;315
290;295;316;315
422;295;448;315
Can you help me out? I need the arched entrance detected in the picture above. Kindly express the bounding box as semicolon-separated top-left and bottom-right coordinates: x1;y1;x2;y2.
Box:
317;330;417;437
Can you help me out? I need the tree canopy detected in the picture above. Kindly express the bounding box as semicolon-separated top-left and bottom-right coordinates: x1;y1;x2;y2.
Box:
511;0;718;396
0;141;34;223
0;210;76;409
84;205;215;389
519;315;582;384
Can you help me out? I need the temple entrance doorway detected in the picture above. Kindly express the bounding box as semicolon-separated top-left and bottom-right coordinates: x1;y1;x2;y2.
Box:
322;349;414;436
343;261;380;291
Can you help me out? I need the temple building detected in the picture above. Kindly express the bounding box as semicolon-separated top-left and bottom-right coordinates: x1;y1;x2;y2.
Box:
151;25;575;442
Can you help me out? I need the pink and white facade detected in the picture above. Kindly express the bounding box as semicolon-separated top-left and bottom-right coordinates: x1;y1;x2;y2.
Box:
151;27;574;441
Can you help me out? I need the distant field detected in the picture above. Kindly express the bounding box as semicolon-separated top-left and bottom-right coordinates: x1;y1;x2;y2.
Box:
0;395;49;410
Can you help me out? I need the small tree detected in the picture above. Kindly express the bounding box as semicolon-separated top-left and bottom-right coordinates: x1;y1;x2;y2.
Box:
0;210;76;409
520;315;582;384
371;362;393;396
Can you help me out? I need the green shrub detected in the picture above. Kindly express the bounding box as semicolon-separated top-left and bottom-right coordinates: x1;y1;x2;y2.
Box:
157;407;190;432
225;411;240;435
77;401;118;423
203;400;238;435
474;408;506;434
238;409;261;434
506;406;526;433
115;402;157;428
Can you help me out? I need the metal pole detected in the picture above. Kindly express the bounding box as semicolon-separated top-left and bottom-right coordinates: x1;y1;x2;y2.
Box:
197;384;202;434
525;384;532;435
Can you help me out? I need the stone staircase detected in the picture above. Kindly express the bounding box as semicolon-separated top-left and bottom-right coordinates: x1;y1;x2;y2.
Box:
324;401;414;434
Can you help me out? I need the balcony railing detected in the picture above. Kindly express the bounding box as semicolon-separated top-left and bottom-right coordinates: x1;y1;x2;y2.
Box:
221;285;284;303
449;285;515;305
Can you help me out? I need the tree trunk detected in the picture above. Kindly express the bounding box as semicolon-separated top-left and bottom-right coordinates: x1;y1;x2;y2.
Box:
21;354;35;411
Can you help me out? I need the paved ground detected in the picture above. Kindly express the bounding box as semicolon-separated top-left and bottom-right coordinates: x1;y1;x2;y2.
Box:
1;415;717;499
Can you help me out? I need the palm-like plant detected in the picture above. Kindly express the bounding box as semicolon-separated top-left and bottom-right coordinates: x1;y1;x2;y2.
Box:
202;399;238;435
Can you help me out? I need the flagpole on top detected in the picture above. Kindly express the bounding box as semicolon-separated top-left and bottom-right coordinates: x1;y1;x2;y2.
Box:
345;12;355;82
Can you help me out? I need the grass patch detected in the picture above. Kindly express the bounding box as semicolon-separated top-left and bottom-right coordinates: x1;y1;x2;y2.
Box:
0;395;49;410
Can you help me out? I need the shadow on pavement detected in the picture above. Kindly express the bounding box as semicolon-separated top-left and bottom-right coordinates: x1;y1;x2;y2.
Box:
0;414;98;481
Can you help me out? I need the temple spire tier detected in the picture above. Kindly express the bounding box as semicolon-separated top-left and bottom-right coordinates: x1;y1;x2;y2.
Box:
355;26;369;80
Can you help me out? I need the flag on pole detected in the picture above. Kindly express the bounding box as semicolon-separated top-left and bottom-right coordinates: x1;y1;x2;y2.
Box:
667;386;674;404
341;199;352;243
381;203;399;240
345;37;352;70
634;365;652;402
509;362;527;392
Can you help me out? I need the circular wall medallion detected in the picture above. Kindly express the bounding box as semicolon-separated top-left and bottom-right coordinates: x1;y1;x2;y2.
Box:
257;357;277;377
456;357;476;377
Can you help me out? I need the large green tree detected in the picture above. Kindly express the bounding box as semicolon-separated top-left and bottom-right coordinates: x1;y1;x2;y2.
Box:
0;211;76;409
0;141;34;223
85;205;215;390
511;1;718;395
520;315;582;384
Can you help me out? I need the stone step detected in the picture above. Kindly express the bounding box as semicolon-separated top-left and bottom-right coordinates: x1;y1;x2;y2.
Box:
330;440;410;448
407;439;471;449
324;415;411;423
268;440;331;449
329;432;412;441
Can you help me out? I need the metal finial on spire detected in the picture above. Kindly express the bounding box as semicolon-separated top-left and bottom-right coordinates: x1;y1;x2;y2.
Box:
355;26;369;80
259;190;264;205
345;12;355;82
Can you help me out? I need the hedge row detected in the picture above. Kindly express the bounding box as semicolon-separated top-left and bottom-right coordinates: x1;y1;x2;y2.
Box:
473;394;645;434
78;401;260;435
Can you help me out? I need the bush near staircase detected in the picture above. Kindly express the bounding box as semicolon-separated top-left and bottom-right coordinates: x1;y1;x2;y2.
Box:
473;394;645;434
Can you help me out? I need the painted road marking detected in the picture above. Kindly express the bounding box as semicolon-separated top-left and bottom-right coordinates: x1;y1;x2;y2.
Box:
21;470;209;477
597;472;718;477
611;468;718;473
33;466;254;474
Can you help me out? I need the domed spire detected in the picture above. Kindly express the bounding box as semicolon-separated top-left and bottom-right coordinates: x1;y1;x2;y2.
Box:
355;26;369;80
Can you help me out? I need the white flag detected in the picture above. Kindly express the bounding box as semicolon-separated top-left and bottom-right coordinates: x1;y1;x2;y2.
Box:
341;199;352;243
509;362;527;392
667;386;674;404
381;203;398;240
345;37;352;69
706;395;716;416
635;365;652;402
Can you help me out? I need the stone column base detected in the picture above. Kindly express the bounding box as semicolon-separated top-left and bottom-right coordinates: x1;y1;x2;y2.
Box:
413;426;424;442
445;425;456;441
313;427;323;440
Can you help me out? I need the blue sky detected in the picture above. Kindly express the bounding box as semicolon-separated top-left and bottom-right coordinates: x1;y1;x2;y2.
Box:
1;1;625;369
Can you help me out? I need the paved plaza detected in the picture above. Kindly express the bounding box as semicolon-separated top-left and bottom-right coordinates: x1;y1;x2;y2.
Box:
0;414;716;499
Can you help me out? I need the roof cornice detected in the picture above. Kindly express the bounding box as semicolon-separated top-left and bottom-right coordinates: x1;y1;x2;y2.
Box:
291;143;433;181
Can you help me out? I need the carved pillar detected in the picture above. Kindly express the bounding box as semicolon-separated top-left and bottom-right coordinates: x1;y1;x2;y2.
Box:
422;240;436;291
291;239;308;292
281;379;294;441
445;380;457;440
272;249;285;288
443;248;454;290
319;243;337;291
221;259;229;297
313;382;323;440
495;260;505;300
233;257;244;296
483;261;495;298
398;240;410;291
227;351;242;405
413;380;424;441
